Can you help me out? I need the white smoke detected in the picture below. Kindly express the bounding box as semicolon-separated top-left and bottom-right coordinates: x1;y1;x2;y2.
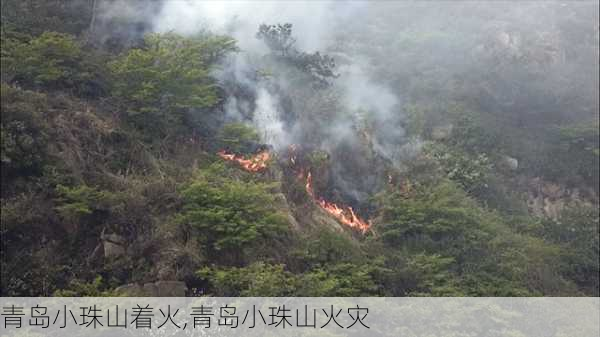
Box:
153;1;364;52
337;62;405;162
253;87;287;150
151;1;408;165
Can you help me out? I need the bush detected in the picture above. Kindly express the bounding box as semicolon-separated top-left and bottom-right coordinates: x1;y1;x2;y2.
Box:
375;179;578;295
426;142;492;194
1;31;105;96
197;262;298;296
197;261;387;296
55;184;114;225
216;123;260;153
538;205;599;295
177;163;288;262
298;262;385;296
547;123;599;188
0;84;48;182
109;32;237;136
1;0;93;36
54;276;117;297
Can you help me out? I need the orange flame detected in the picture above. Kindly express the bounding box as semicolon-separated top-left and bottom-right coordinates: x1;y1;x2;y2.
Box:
305;171;370;233
217;150;271;172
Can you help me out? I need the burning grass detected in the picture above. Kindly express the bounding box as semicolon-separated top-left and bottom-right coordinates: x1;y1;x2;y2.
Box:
217;150;271;172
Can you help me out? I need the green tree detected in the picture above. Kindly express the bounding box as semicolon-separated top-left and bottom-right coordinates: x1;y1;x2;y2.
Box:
256;23;296;56
55;184;114;226
538;205;599;295
256;23;337;87
0;0;94;36
216;123;260;153
197;261;387;296
54;276;117;297
177;163;288;261
426;143;492;194
375;179;577;295
404;253;463;296
109;32;237;136
0;84;48;182
298;262;385;296
197;262;298;296
1;31;104;95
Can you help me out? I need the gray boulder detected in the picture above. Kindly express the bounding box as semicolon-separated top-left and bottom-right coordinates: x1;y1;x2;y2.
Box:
155;281;187;297
499;155;519;171
115;281;187;297
100;229;127;258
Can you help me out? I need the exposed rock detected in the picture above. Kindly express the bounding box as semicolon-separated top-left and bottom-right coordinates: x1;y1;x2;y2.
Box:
154;254;178;281
156;281;186;297
312;208;346;233
103;241;125;258
541;183;563;199
273;193;300;230
87;229;126;262
87;242;104;265
543;197;564;220
499;155;519;171
157;265;176;281
115;281;187;297
102;232;126;245
114;283;145;296
525;177;595;220
527;193;545;218
101;229;126;258
431;124;453;140
143;283;159;296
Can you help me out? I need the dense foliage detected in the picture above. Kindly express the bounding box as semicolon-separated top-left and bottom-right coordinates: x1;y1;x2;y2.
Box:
177;163;288;261
109;33;237;136
0;1;597;297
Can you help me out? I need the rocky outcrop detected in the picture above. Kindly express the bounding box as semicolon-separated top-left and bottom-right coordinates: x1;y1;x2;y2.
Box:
525;177;596;220
273;192;300;230
102;232;126;258
87;228;127;264
115;280;187;297
114;283;145;296
155;281;187;297
499;155;518;171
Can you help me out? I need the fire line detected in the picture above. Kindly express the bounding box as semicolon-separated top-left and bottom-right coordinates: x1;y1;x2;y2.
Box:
217;150;271;172
305;171;371;233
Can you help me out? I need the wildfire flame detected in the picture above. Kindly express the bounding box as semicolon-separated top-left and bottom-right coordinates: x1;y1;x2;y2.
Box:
217;150;271;172
305;171;371;233
217;145;370;233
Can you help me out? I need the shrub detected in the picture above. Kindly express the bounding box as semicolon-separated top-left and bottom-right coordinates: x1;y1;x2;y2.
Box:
1;31;105;96
177;164;288;261
216;123;260;153
109;32;237;136
197;262;297;296
0;84;48;182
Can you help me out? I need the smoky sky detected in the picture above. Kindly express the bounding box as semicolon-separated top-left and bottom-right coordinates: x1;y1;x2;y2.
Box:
150;1;408;163
97;0;599;205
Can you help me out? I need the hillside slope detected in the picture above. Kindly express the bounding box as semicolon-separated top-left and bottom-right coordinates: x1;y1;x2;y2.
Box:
1;0;598;297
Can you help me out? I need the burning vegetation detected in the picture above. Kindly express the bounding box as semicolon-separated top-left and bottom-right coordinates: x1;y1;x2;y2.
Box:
217;150;271;172
2;1;598;299
287;144;371;233
218;143;372;233
304;171;371;233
